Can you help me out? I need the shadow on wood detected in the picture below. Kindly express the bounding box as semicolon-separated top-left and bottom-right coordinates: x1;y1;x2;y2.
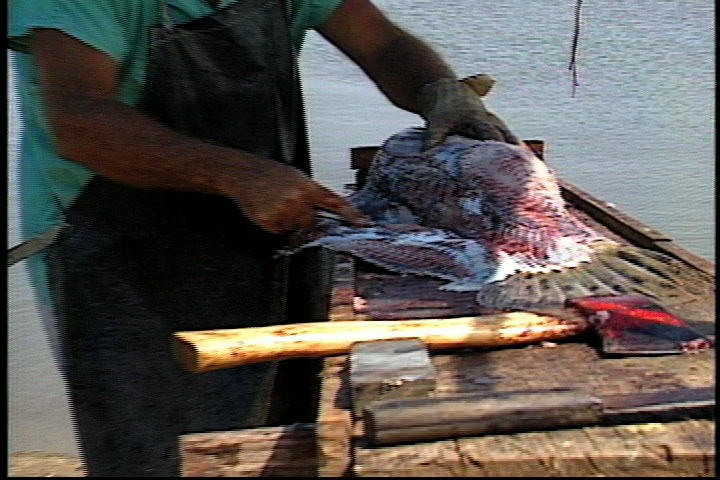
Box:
180;423;318;477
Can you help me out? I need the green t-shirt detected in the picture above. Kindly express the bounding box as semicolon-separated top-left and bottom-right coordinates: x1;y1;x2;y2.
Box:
9;0;344;305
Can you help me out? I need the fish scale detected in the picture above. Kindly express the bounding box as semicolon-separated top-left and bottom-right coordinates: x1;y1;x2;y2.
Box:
291;127;713;309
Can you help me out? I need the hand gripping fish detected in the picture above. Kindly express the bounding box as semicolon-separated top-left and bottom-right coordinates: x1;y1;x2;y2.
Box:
289;127;712;310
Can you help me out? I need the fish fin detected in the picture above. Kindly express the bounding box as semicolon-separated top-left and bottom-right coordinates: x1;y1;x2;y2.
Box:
299;224;496;288
476;270;569;309
591;244;714;303
475;242;713;309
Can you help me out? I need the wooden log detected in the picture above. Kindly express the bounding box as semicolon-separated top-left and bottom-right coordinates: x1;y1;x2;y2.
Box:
180;423;317;477
173;312;588;373
315;255;359;477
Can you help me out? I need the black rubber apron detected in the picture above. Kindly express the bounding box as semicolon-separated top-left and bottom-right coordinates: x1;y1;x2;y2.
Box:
48;1;317;475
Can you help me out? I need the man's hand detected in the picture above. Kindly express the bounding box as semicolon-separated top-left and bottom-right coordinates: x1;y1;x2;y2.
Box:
318;0;519;150
31;29;367;235
217;157;370;234
419;78;520;150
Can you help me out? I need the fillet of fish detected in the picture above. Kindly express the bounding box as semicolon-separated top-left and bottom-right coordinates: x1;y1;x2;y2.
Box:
291;127;712;309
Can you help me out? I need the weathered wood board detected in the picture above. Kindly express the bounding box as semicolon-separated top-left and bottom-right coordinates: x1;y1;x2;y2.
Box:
353;420;715;477
180;423;317;477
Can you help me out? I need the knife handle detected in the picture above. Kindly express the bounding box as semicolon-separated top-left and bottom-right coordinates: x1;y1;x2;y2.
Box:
173;313;587;373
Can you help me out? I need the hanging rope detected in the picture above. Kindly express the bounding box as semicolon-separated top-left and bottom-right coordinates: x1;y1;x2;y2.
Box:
568;0;584;97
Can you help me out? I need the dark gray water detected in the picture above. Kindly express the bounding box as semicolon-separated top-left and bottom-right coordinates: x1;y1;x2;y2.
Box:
8;0;714;455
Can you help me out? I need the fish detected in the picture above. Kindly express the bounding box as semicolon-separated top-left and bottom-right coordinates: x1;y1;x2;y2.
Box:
290;127;713;310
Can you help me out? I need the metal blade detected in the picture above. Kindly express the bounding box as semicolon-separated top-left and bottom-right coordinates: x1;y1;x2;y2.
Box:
599;387;715;425
567;295;714;355
601;386;715;414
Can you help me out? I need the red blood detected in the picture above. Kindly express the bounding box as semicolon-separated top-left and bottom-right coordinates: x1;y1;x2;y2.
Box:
619;308;686;327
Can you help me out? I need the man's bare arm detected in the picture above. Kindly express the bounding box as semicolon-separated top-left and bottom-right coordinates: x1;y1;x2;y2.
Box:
317;0;519;146
316;0;455;113
30;29;367;233
31;29;243;193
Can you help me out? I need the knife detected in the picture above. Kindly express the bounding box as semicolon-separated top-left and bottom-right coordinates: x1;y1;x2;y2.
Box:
363;386;715;446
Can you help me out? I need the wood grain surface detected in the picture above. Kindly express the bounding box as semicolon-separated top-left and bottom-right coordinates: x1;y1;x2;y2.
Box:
325;251;715;477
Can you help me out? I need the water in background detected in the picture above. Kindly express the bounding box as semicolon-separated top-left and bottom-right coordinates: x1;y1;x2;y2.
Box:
8;0;714;455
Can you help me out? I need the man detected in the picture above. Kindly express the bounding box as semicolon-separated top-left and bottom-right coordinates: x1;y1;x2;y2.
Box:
9;0;517;475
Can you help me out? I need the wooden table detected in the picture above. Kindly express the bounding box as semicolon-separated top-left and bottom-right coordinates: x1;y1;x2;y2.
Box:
314;254;715;477
180;245;714;478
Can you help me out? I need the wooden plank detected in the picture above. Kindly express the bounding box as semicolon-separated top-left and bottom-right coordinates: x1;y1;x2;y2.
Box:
347;331;715;474
559;179;672;244
321;287;715;477
320;235;714;478
354;267;488;320
328;255;369;322
350;146;378;170
354;439;468;477
456;420;715;477
523;139;546;160
350;340;715;476
350;146;377;188
180;423;317;477
354;421;714;477
316;355;353;477
428;342;715;397
9;452;85;477
558;178;715;276
315;255;359;477
651;240;716;278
